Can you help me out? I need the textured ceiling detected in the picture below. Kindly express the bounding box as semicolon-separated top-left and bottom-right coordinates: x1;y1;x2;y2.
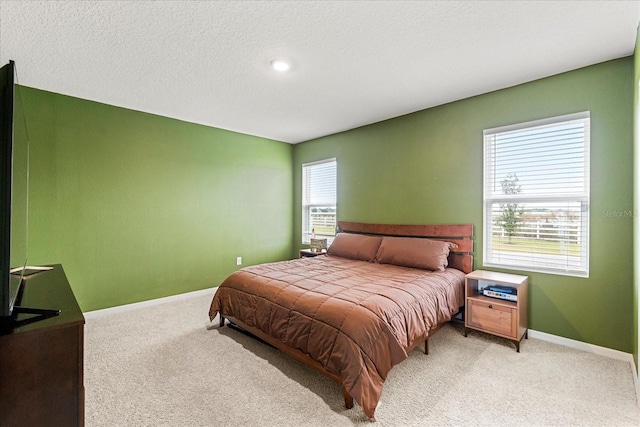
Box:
0;1;639;144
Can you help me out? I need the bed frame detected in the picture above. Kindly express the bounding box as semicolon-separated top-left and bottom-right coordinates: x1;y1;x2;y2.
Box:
219;221;474;414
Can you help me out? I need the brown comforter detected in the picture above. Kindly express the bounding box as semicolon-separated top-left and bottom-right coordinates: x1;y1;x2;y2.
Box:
208;255;465;419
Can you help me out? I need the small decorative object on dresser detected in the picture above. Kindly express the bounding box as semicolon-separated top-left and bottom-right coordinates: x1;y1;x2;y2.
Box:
464;270;528;352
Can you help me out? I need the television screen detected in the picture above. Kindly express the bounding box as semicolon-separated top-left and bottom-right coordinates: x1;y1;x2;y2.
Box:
9;83;29;295
0;60;29;317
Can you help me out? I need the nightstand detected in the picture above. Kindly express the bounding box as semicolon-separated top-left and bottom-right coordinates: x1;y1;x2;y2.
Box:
299;249;325;258
464;270;528;352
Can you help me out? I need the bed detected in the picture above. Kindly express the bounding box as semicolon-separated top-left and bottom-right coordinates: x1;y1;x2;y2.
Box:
208;222;473;420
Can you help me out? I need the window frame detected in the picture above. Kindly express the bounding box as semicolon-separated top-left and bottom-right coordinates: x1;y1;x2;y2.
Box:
301;158;337;245
482;112;590;278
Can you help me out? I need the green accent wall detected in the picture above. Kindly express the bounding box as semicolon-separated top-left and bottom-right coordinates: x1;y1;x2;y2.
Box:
293;58;634;353
21;87;293;312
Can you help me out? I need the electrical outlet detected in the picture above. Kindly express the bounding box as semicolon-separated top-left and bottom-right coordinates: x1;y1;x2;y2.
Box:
236;256;242;266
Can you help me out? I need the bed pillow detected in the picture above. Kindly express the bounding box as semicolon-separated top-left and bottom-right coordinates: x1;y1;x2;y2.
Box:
375;236;458;271
327;233;383;261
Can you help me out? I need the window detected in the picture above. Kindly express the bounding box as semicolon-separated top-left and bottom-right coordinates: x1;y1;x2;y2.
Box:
483;112;590;277
302;159;337;244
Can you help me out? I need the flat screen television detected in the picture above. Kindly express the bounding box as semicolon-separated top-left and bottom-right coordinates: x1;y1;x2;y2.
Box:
0;60;56;326
0;60;28;319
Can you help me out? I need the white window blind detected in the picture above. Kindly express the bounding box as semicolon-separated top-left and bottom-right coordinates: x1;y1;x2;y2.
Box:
483;112;590;277
302;159;337;244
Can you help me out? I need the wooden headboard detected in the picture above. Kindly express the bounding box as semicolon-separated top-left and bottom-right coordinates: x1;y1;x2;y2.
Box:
337;221;474;274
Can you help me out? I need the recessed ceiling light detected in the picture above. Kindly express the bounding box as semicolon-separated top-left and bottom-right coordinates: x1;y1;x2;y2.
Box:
270;59;290;72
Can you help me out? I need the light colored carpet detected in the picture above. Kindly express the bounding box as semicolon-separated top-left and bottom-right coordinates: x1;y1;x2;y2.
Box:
85;291;640;426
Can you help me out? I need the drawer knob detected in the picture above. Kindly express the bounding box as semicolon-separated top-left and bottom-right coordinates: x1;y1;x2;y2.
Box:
488;304;493;309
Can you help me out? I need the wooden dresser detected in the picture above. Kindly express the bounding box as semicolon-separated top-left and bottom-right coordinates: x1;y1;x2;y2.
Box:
0;265;84;426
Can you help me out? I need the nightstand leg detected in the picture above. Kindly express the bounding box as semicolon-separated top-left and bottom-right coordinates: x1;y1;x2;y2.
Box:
463;327;468;337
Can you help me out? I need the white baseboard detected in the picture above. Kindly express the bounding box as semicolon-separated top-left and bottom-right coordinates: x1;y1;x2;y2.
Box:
83;287;216;320
529;329;639;405
528;329;634;363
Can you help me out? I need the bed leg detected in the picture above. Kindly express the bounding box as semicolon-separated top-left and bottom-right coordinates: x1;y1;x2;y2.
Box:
342;385;353;409
424;338;429;355
219;314;226;327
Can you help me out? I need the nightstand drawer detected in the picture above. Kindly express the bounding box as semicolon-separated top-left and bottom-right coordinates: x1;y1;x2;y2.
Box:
467;299;516;338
